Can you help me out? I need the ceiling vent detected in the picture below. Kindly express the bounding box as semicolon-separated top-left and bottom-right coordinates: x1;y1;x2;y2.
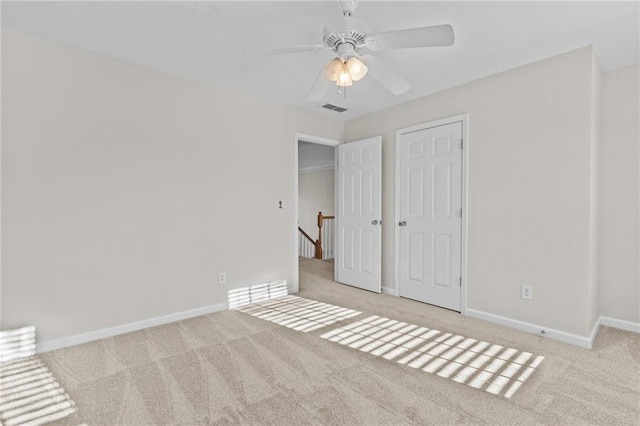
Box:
322;104;348;113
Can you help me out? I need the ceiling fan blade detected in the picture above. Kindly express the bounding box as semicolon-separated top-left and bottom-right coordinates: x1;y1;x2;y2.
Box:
345;16;369;37
324;0;351;33
307;61;335;102
366;24;454;50
360;55;411;95
243;44;327;56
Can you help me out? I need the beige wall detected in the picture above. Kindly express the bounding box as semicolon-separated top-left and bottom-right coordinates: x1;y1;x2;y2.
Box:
2;28;637;345
588;54;602;330
1;30;343;342
298;169;334;236
345;47;600;337
599;65;640;323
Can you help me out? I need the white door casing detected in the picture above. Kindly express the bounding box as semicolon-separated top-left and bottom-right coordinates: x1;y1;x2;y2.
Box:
294;132;341;293
336;136;382;293
397;120;463;311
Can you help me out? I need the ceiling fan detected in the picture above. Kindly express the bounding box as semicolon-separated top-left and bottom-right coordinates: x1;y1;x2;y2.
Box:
246;0;455;102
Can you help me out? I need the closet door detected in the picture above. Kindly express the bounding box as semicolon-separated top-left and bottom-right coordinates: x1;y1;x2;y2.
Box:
397;121;463;311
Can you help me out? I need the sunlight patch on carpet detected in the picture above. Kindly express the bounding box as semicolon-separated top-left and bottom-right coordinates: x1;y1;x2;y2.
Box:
0;326;77;426
234;295;361;332
321;315;544;398
227;280;289;309
0;326;36;363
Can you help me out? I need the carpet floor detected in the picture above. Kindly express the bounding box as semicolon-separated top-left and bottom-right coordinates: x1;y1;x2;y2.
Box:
31;257;640;425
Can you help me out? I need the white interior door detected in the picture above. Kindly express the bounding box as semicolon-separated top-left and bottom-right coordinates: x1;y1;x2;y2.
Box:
397;121;463;311
336;137;382;293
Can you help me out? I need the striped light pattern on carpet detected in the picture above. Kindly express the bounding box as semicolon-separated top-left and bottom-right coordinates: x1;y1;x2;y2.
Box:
227;280;289;309
321;315;544;398
0;326;77;426
234;295;361;332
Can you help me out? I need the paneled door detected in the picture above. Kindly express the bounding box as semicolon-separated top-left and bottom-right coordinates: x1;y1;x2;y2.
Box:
336;137;382;293
397;121;463;311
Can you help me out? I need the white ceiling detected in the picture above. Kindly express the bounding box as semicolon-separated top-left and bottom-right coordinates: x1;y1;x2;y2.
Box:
298;141;335;171
2;1;638;121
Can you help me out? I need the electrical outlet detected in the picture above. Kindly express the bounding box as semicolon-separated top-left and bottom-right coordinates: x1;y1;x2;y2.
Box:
218;272;226;284
521;284;533;300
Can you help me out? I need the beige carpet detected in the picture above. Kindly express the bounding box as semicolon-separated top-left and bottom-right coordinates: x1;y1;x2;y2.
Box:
33;257;639;425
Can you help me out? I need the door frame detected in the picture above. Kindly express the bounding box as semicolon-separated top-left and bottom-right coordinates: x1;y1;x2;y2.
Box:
394;114;470;314
293;132;340;293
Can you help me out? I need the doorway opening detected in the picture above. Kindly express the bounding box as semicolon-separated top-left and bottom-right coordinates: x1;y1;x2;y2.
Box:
293;133;340;293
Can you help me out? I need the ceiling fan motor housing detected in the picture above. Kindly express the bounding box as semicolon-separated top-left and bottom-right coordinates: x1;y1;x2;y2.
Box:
324;30;366;60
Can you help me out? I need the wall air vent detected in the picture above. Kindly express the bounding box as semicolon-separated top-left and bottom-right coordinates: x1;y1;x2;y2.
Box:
322;104;348;113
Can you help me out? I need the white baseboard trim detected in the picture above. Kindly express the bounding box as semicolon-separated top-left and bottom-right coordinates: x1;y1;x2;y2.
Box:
37;302;228;354
381;287;398;297
466;308;596;349
599;316;640;334
588;319;601;349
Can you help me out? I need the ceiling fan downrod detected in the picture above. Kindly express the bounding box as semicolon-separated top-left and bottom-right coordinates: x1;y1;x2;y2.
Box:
338;0;358;17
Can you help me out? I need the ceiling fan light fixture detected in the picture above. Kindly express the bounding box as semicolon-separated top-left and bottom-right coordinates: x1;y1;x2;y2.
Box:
346;56;368;81
251;0;455;102
323;58;343;82
336;64;353;87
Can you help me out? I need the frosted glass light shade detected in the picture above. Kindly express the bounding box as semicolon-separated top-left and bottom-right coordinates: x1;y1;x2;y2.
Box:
336;66;353;87
323;58;343;82
346;57;368;81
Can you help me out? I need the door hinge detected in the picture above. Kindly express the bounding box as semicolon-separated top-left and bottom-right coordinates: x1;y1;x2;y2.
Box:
459;277;462;287
459;207;463;218
460;138;464;149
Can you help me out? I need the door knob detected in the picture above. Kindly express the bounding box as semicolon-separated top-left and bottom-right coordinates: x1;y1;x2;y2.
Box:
399;221;407;227
371;220;379;225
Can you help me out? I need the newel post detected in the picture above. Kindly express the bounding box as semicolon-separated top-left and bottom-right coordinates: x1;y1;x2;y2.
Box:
315;211;324;259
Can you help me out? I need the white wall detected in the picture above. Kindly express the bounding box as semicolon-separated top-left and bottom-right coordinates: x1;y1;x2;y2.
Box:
2;28;636;347
298;169;334;237
0;30;343;343
599;65;640;323
588;53;602;330
344;46;600;338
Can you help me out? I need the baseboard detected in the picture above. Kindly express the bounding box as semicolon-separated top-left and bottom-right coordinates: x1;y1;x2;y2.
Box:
37;302;228;353
599;316;640;334
465;308;595;349
588;319;601;349
381;286;398;296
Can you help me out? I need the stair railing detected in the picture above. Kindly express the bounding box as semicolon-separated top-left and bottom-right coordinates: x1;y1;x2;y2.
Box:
317;211;335;260
298;226;320;259
298;211;335;260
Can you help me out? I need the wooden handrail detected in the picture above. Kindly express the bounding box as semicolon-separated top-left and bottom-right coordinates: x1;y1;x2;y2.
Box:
298;226;315;244
300;213;335;260
299;226;322;259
